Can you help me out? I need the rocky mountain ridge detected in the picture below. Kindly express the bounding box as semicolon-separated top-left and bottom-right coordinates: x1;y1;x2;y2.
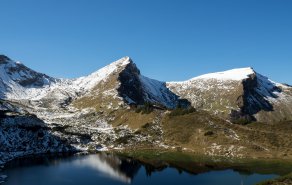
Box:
1;55;291;123
1;54;292;167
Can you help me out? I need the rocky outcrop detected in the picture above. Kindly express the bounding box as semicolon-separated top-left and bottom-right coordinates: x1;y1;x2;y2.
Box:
117;59;145;105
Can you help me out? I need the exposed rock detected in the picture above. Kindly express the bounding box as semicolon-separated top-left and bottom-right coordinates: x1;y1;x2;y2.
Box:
118;59;144;105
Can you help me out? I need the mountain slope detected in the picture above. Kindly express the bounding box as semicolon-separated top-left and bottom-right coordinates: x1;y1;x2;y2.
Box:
167;67;292;123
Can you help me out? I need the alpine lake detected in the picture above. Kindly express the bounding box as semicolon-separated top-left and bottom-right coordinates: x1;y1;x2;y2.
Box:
1;150;292;185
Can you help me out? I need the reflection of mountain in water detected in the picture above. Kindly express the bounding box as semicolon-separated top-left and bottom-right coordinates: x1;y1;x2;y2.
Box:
4;153;285;185
72;153;141;184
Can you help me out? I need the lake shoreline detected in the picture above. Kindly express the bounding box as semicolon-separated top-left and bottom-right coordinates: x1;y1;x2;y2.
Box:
1;148;292;185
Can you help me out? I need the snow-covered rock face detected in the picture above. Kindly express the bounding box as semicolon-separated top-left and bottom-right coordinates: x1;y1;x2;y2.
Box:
0;55;57;99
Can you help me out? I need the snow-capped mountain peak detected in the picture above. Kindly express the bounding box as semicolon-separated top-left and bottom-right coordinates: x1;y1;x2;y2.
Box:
191;67;255;81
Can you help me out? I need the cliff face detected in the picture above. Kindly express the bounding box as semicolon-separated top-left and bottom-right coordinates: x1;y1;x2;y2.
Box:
117;59;144;105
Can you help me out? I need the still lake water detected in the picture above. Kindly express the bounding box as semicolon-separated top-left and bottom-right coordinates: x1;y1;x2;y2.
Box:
2;153;278;185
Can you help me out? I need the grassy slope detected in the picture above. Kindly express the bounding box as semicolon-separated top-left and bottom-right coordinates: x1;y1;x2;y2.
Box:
162;111;292;159
167;80;244;119
110;109;158;129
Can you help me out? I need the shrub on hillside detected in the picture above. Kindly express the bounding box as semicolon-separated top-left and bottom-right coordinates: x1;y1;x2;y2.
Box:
230;110;253;125
135;102;154;114
204;131;214;136
169;106;196;117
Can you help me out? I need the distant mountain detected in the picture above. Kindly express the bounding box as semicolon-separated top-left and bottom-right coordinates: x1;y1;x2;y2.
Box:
0;55;57;99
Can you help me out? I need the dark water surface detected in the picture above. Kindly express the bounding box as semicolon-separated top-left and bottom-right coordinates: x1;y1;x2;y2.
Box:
2;153;279;185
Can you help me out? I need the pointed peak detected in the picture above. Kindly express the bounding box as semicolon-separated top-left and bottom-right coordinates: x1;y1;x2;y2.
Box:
111;56;132;66
91;56;134;75
191;67;256;81
73;56;136;91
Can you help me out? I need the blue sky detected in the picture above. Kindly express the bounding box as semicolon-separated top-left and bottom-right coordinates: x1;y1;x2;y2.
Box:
1;0;292;84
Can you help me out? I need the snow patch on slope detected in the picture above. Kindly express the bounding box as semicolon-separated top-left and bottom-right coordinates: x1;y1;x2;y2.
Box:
169;67;255;85
255;72;291;104
191;67;255;81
